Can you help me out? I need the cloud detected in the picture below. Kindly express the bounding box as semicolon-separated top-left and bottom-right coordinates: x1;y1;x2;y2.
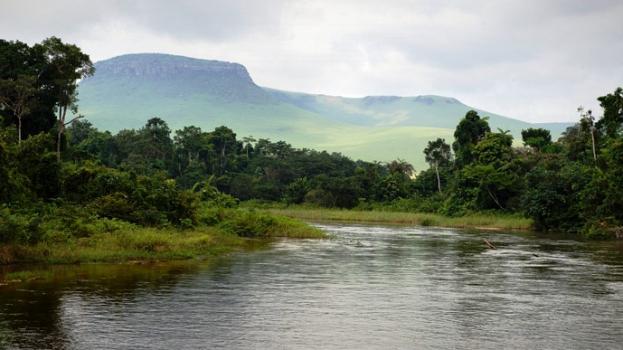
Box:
1;0;621;122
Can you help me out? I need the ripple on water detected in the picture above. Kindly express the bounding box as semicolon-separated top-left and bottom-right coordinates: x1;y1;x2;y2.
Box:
1;223;622;350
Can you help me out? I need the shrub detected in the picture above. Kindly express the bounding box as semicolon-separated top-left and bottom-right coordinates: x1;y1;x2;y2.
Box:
583;220;619;240
0;207;41;244
192;181;238;208
304;189;335;207
90;192;136;222
61;162;133;201
219;210;276;238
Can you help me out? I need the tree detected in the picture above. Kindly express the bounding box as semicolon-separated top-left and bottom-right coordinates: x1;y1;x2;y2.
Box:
449;131;520;211
452;110;490;167
521;128;552;151
423;138;452;193
473;130;513;166
174;126;206;173
136;117;174;173
39;37;94;160
387;159;414;177
0;75;35;143
1;39;59;138
578;106;597;164
67;119;97;146
284;177;311;204
242;136;256;159
208;126;238;174
596;87;623;139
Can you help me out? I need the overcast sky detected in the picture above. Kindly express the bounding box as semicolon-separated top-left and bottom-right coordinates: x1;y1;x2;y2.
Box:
2;0;621;122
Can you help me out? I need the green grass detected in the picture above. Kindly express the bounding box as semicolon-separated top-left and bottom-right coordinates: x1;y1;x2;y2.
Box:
0;226;245;265
0;209;325;268
265;207;533;231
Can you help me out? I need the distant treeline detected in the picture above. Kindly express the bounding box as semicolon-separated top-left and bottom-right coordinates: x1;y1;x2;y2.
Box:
1;37;622;240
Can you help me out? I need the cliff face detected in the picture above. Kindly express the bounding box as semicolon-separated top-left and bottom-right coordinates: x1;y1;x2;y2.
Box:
90;53;253;81
82;53;272;103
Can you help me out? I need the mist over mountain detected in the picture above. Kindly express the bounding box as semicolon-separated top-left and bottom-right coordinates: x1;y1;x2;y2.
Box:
77;53;570;168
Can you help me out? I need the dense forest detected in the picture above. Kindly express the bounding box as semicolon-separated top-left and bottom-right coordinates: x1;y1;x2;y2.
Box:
1;37;622;244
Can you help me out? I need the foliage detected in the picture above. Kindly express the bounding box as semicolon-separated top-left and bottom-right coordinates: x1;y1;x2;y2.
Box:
452;110;491;167
521;128;552;151
1;36;622;242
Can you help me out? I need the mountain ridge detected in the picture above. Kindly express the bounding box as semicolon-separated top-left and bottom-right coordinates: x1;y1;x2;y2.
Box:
77;53;572;169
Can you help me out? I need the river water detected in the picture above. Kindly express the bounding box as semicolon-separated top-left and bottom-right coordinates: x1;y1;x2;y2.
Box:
1;223;622;349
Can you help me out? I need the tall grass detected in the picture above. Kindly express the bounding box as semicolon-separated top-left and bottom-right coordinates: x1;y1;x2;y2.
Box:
0;209;325;266
0;226;245;265
218;209;325;239
266;208;533;231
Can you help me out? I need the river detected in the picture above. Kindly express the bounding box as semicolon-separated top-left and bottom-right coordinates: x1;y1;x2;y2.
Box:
1;223;622;349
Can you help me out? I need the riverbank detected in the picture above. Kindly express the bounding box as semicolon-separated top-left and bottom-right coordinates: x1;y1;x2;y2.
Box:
0;209;325;269
264;207;533;231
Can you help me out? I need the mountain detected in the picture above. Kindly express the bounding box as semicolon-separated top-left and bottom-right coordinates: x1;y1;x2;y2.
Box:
77;53;572;169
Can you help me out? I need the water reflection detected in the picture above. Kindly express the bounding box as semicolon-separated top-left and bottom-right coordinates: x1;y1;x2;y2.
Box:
0;224;622;349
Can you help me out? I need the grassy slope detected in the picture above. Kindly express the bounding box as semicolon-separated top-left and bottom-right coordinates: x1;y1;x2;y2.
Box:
78;69;570;170
265;208;533;231
79;81;458;169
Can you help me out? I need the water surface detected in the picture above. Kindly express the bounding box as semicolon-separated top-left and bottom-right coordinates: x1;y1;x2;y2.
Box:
1;223;622;349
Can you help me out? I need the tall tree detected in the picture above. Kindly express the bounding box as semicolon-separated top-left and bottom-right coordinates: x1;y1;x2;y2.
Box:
139;117;174;171
208;126;238;174
39;37;94;160
578;106;597;164
242;136;256;159
174;126;208;174
387;159;414;177
0;75;35;143
596;87;623;139
521;128;552;151
423;138;452;193
452;110;490;167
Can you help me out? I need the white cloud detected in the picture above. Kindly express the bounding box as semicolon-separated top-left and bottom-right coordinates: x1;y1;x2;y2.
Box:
1;0;621;122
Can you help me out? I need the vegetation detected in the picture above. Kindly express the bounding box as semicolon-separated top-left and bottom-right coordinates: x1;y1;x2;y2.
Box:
1;35;622;270
0;208;323;265
0;37;324;266
263;207;532;231
77;53;571;170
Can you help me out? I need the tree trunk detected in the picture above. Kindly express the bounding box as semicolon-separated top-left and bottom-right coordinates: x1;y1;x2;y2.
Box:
435;163;441;193
221;144;226;173
17;116;22;144
56;106;67;161
486;188;504;209
57;128;62;161
590;127;597;164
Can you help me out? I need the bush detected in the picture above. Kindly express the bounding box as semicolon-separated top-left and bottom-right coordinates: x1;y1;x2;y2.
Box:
304;189;335;207
219;210;276;238
192;181;238;208
582;220;619;240
61;162;133;202
15;133;60;199
90;192;136;222
0;207;41;244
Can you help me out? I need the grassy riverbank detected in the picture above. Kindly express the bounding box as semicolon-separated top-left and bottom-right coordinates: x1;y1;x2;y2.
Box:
0;209;324;267
264;207;533;231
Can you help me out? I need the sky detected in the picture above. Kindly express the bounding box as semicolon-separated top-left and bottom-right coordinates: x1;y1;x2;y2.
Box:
1;0;622;123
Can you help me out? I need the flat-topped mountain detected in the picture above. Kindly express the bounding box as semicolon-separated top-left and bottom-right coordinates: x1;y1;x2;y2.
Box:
92;54;252;79
77;54;570;168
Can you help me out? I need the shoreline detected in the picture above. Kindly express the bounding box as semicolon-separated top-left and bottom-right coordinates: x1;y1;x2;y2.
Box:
0;211;325;282
263;208;534;232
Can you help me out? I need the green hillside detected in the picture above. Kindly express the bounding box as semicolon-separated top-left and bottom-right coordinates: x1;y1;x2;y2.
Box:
77;53;571;169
